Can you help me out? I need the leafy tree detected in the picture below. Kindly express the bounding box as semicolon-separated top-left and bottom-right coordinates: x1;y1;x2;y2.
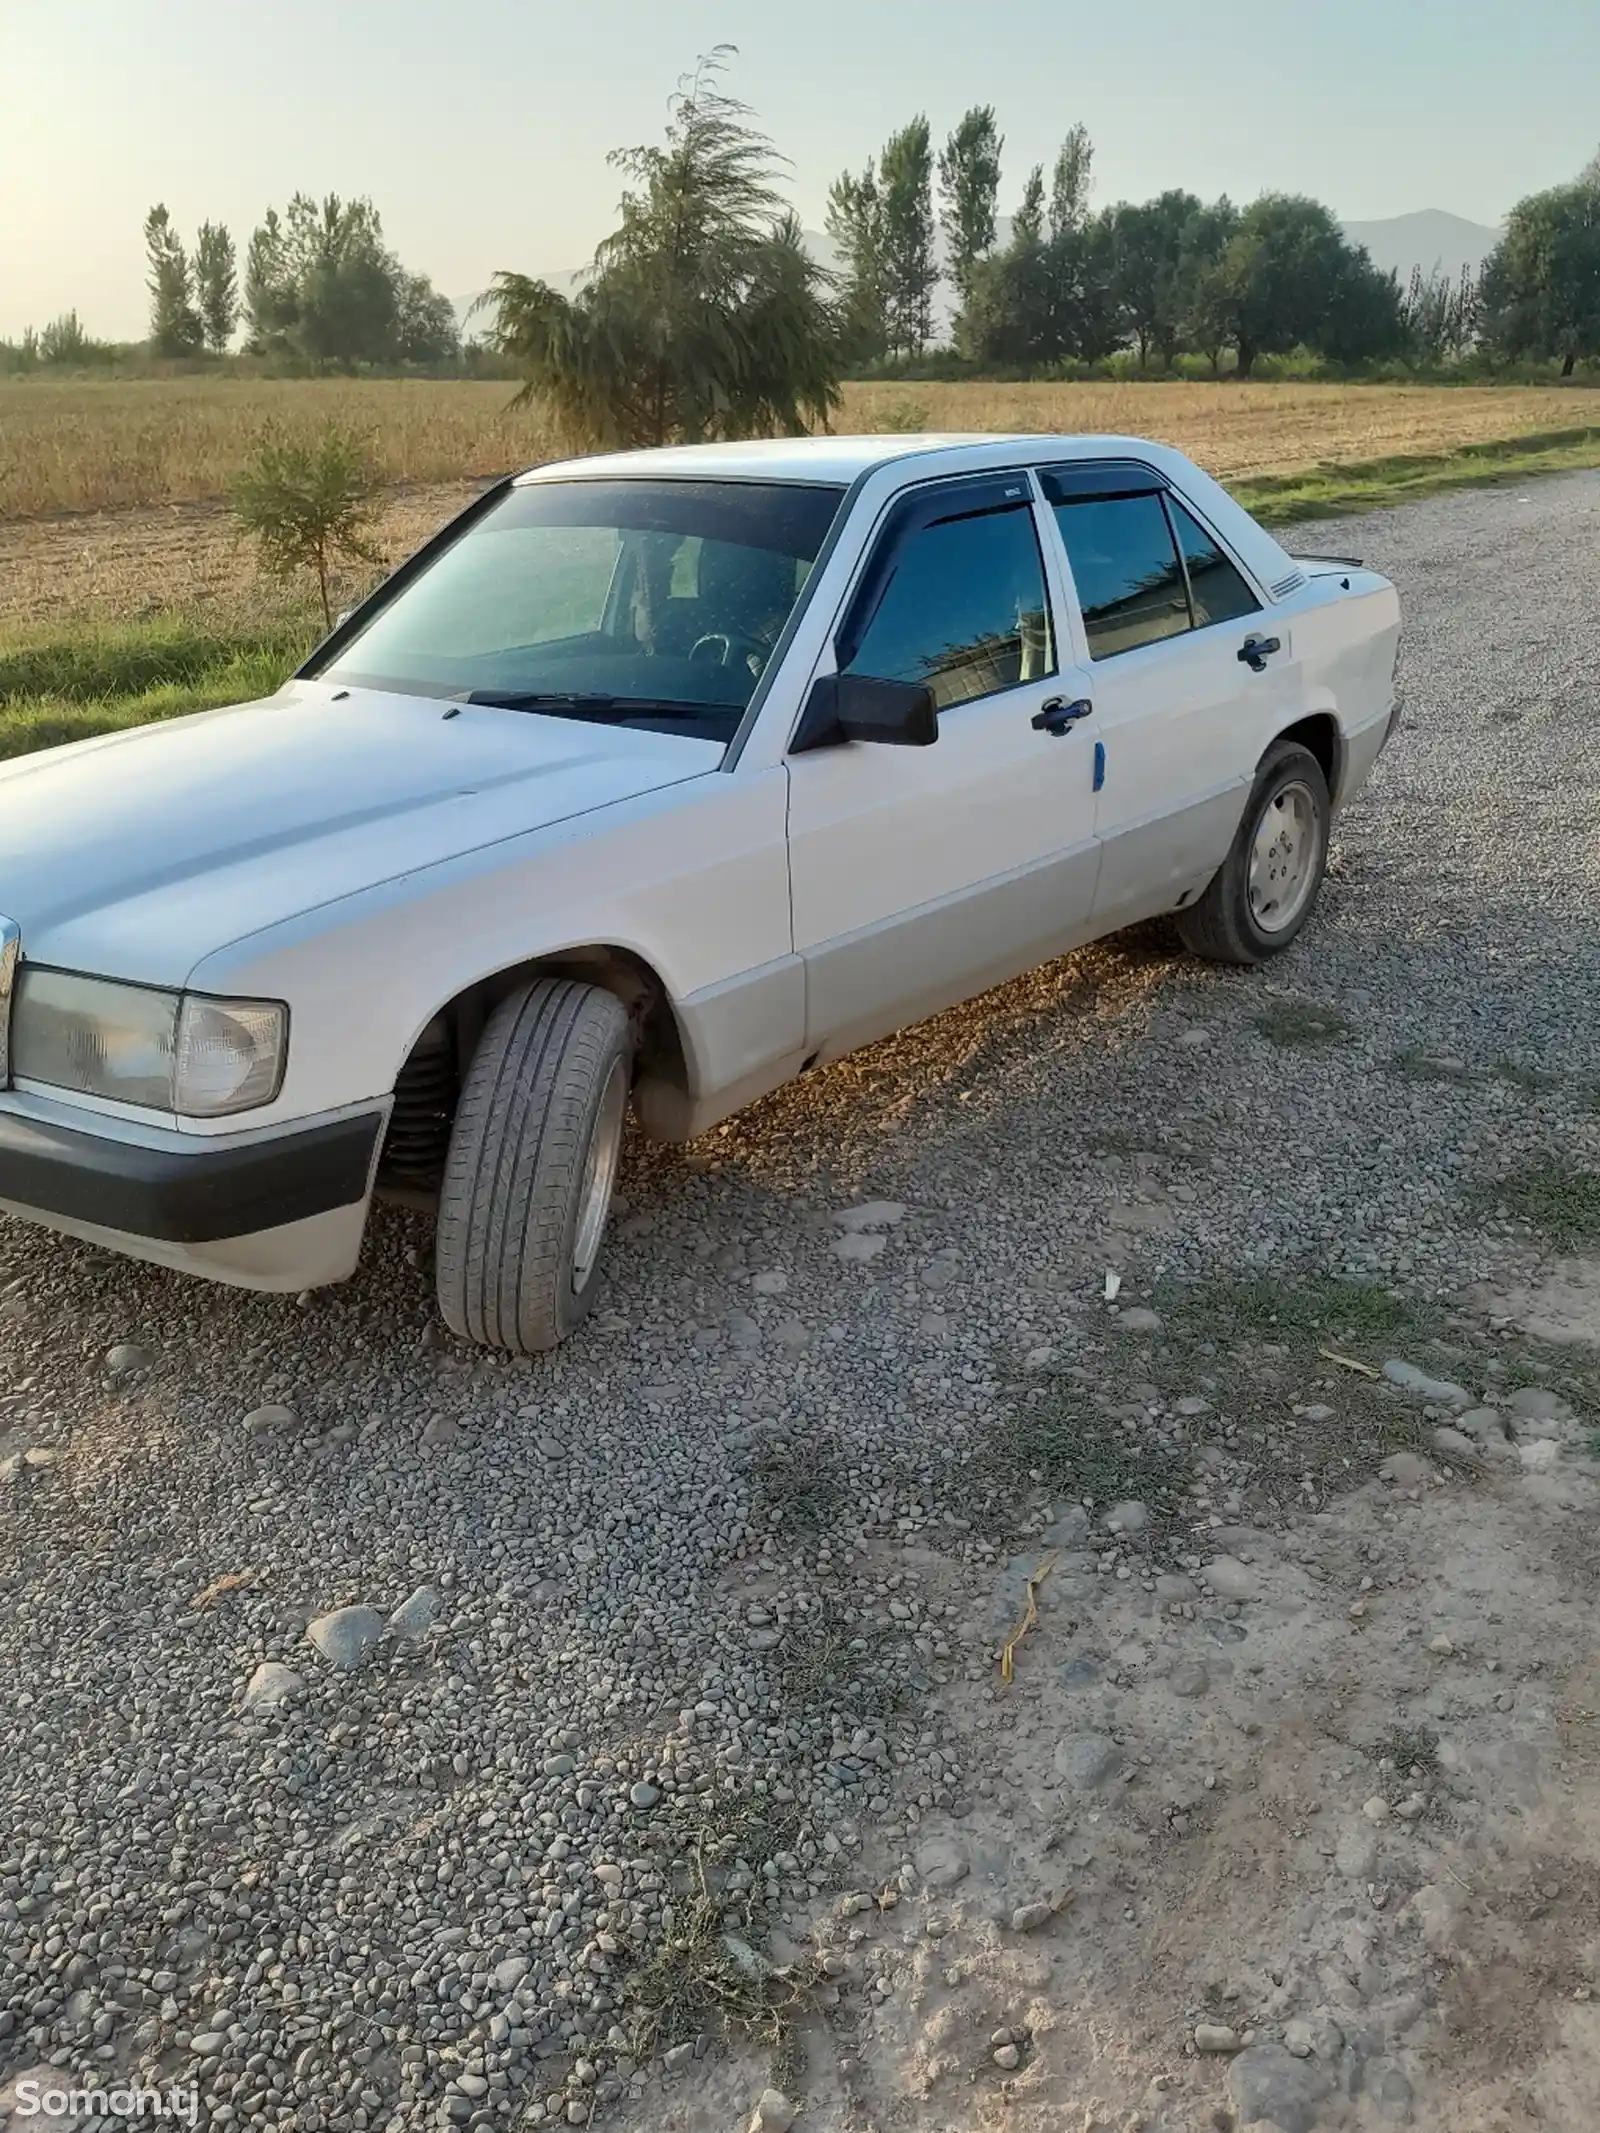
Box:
1481;177;1600;374
487;50;839;448
1013;165;1047;249
286;195;399;369
1108;190;1201;368
1320;247;1406;365
1177;197;1239;372
1049;122;1093;241
242;193;455;370
194;221;238;355
232;424;383;628
938;105;1003;336
1401;263;1480;364
963;166;1053;368
394;273;461;364
878;116;938;360
1210;195;1391;374
245;208;297;351
826;161;888;361
38;312;92;365
144;203;202;356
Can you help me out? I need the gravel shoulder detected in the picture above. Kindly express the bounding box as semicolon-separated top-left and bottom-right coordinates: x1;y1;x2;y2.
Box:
4;473;1600;2132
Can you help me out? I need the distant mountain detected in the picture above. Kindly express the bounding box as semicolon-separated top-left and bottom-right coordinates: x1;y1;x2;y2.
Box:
1340;210;1501;284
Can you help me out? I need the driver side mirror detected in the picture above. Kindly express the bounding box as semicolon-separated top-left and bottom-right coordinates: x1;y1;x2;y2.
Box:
791;672;939;754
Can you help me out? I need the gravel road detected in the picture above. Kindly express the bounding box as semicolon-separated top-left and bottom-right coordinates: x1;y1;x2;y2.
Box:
3;473;1599;2132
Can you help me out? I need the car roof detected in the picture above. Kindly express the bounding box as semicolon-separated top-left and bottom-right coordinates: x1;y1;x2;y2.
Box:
511;432;1298;592
516;432;1180;487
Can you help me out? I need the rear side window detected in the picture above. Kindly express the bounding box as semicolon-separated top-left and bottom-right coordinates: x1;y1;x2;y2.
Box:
845;505;1055;710
1168;497;1260;628
1051;493;1190;661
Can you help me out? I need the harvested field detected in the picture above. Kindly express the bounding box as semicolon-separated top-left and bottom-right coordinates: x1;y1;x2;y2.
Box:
2;376;1598;629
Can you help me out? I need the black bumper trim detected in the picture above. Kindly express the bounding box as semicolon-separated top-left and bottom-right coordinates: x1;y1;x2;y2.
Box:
0;1107;384;1245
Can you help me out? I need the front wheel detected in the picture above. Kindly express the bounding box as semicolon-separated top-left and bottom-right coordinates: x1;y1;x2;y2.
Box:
1177;739;1330;966
435;978;632;1353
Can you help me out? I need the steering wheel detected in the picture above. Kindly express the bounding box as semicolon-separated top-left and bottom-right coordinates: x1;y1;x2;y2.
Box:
689;628;770;671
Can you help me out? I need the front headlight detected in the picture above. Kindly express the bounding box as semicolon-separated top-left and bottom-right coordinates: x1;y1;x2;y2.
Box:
11;969;287;1118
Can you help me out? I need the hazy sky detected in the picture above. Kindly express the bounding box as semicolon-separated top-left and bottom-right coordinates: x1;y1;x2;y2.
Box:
3;0;1594;340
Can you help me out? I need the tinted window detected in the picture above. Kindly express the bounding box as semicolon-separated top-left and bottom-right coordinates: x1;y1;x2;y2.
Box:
1053;493;1190;660
314;478;843;742
1168;497;1260;628
846;505;1054;710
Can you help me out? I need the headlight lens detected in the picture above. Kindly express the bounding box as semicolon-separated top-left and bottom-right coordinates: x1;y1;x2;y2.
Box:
11;970;287;1117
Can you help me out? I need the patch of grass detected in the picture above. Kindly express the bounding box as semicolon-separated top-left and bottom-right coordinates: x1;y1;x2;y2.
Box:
1234;426;1600;525
624;1798;824;2076
1255;1002;1350;1048
980;1397;1188;1532
0;612;311;759
748;1436;847;1535
777;1596;905;1719
1477;1160;1600;1254
1147;1273;1449;1504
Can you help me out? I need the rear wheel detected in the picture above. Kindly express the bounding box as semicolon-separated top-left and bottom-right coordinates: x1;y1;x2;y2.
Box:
1177;739;1330;966
435;978;632;1353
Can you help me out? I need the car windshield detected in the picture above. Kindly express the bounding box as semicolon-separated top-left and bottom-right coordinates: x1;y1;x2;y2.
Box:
313;476;846;743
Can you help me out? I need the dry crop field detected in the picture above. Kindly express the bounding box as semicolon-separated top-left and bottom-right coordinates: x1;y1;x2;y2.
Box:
0;374;1595;629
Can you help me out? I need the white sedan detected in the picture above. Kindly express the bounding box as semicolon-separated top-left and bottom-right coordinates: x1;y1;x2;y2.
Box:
0;434;1400;1349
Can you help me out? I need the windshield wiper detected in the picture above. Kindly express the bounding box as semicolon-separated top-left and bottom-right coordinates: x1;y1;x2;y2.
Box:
464;689;715;721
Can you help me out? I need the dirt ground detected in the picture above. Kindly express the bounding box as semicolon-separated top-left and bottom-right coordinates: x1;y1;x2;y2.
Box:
635;1287;1600;2133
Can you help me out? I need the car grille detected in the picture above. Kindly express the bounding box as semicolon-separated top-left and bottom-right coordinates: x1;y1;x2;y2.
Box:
0;916;18;1087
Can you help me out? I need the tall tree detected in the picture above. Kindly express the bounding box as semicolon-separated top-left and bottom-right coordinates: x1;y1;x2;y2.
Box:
938;105;1004;327
244;207;297;352
242;194;454;368
1108;190;1201;368
826;161;887;361
1210;194;1375;375
878;116;938;360
963;166;1054;368
193;220;238;355
487;50;839;447
144;203;202;356
1481;175;1600;375
394;273;461;364
1178;197;1239;372
1049;123;1093;241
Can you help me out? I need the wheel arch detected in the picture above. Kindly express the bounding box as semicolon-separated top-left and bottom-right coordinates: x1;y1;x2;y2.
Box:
380;944;691;1197
1268;712;1345;806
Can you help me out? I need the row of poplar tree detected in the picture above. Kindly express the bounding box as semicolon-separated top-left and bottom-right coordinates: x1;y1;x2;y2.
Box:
827;111;1600;377
143;197;459;367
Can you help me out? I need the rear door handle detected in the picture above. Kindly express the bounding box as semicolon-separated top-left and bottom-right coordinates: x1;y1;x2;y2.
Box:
1237;634;1282;672
1031;696;1093;736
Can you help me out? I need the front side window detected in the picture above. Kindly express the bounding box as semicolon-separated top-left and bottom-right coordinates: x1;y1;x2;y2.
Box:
311;478;844;743
1051;492;1190;661
1168;497;1260;628
844;504;1055;711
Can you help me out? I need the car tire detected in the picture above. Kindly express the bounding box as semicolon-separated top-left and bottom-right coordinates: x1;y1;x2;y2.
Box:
435;978;632;1353
1177;739;1331;966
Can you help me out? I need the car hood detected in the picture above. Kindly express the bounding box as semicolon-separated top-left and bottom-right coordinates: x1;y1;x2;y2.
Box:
0;682;723;985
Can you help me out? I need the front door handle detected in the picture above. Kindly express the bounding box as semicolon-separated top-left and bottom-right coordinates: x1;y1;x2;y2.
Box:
1031;695;1093;736
1237;634;1283;672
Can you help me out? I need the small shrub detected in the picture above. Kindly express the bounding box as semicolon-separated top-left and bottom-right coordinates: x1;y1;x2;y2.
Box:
232;423;383;628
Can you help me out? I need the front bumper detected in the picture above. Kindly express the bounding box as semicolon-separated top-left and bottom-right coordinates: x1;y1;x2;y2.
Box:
0;1100;386;1290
